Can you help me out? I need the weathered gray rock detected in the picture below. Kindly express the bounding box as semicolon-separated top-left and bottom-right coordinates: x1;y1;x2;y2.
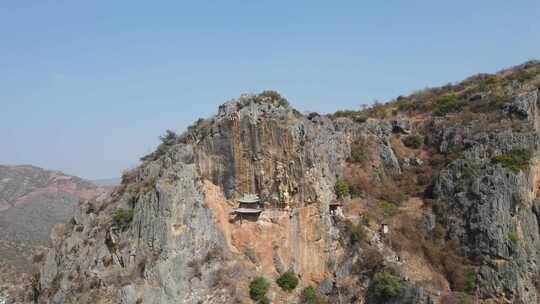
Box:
37;145;233;304
432;87;540;303
503;89;539;123
392;117;412;134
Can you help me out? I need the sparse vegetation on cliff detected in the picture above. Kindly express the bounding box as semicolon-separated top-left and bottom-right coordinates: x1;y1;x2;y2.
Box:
112;208;134;230
124;177;156;198
441;292;474;304
347;221;366;245
379;201;398;217
334;179;351;198
492;148;534;173
249;277;270;302
402;134;423;149
300;286;317;303
329;110;367;123
369;272;401;300
257;90;289;107
300;286;328;304
159;129;177;145
330;110;358;119
327;62;540;133
350;148;367;164
433;95;467;116
276;271;299;292
140;129;178;161
513;67;539;82
509;232;519;244
465;267;477;293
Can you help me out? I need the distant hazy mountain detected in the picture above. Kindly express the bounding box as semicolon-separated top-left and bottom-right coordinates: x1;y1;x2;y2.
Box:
0;164;109;295
91;177;121;187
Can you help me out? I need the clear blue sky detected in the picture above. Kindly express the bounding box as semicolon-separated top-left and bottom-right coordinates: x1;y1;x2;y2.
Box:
1;1;539;179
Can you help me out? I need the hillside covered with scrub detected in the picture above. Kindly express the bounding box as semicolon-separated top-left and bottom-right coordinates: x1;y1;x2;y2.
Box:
14;60;540;304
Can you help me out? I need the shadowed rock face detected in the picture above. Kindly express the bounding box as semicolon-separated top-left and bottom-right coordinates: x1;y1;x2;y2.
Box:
32;62;540;304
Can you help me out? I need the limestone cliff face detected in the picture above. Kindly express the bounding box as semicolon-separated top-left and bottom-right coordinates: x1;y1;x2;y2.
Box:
32;96;337;303
193;96;350;284
195;96;349;206
38;145;231;304
33;61;540;304
433;88;540;303
33;93;406;304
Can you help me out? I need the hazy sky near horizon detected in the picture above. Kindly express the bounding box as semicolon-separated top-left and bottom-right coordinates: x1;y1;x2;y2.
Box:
1;1;539;179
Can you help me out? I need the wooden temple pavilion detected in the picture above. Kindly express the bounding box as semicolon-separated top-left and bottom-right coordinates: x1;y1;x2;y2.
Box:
234;194;263;216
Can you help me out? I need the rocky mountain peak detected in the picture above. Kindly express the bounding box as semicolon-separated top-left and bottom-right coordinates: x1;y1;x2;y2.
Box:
26;61;540;304
218;91;293;118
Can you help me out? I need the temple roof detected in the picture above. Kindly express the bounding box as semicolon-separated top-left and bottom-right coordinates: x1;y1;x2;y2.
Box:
238;194;260;204
234;208;262;214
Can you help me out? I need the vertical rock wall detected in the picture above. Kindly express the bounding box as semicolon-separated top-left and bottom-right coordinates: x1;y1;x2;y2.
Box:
434;89;540;303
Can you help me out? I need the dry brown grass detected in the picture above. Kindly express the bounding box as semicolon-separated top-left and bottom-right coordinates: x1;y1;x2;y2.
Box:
351;246;384;276
389;135;414;160
394;220;471;292
343;164;375;197
386;197;475;293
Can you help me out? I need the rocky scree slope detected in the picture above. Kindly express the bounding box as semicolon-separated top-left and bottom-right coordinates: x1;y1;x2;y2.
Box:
34;61;540;304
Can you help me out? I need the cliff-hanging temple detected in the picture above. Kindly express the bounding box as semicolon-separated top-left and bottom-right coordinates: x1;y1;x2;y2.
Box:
234;194;263;215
